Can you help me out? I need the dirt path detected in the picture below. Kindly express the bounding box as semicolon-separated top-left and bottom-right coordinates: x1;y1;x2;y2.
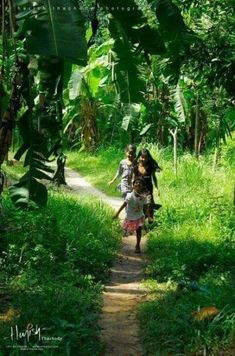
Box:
65;167;148;356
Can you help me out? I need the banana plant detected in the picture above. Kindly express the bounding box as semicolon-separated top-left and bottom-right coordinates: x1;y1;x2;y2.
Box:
97;0;166;104
15;0;87;64
98;0;165;55
2;0;88;207
10;148;54;207
65;39;114;150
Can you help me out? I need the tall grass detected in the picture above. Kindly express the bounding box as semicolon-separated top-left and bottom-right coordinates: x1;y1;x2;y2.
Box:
67;139;235;354
137;139;235;355
0;191;120;355
4;139;234;354
67;147;123;197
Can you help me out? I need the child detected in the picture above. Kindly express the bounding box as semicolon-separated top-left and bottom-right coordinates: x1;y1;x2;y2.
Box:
108;144;136;199
134;148;162;219
113;178;151;253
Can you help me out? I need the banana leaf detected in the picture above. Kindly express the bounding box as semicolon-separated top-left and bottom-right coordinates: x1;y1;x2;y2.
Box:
98;0;165;55
10;177;48;207
15;0;87;65
10;149;52;207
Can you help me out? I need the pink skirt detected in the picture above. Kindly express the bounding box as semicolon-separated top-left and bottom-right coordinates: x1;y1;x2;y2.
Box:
123;216;145;231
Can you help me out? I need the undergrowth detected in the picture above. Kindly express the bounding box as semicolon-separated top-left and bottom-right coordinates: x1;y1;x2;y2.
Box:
138;140;235;355
67;140;235;355
0;191;120;355
2;138;235;355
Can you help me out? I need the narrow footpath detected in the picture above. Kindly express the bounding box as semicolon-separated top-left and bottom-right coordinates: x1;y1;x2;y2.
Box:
65;167;148;356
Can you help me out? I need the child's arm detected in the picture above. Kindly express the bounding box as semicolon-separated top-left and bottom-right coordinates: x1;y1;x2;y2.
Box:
146;207;154;223
108;172;119;186
108;162;122;185
113;201;127;219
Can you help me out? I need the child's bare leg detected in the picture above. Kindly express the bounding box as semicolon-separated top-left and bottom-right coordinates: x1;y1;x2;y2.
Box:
135;227;142;253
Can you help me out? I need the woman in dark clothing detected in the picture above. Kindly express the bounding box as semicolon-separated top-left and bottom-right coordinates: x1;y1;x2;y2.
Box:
134;148;162;219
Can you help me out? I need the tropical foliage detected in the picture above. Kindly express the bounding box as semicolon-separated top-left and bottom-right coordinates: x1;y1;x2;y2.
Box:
0;0;234;206
64;141;235;355
0;191;120;354
0;1;235;354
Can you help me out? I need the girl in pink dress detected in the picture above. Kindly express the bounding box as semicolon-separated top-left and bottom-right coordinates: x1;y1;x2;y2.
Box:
113;178;151;253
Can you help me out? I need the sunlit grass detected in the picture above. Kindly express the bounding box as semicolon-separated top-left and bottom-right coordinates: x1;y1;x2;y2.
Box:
0;191;120;354
66;140;235;354
3;138;235;354
67;147;123;197
138;140;235;355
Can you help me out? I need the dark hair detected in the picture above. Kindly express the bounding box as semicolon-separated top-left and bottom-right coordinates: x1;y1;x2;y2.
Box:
137;148;162;172
133;177;146;187
125;144;136;153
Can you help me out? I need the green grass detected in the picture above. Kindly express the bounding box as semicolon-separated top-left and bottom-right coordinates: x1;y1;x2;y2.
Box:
66;147;123;197
1;150;27;180
2;139;235;354
2;161;26;181
66;141;235;355
137;141;235;355
0;191;121;355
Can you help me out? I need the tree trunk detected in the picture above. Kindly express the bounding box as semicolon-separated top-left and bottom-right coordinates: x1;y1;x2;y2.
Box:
80;98;99;152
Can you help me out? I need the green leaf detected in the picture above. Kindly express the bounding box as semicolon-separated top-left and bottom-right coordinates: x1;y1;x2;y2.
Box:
14;144;29;161
10;147;53;207
10;186;29;201
99;0;165;55
131;103;141;114
174;83;187;123
224;107;235;123
110;22;146;103
10;178;48;207
31;169;52;181
155;0;191;42
99;75;109;87
89;39;114;61
68;70;84;100
16;0;87;64
122;115;132;131
140;123;153;136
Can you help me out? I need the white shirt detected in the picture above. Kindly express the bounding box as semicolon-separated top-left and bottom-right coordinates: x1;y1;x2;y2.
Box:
125;192;147;220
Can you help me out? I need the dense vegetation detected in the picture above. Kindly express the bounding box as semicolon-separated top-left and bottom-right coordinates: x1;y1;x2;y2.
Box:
65;140;235;355
0;191;120;354
139;142;235;355
0;0;235;354
0;0;234;206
